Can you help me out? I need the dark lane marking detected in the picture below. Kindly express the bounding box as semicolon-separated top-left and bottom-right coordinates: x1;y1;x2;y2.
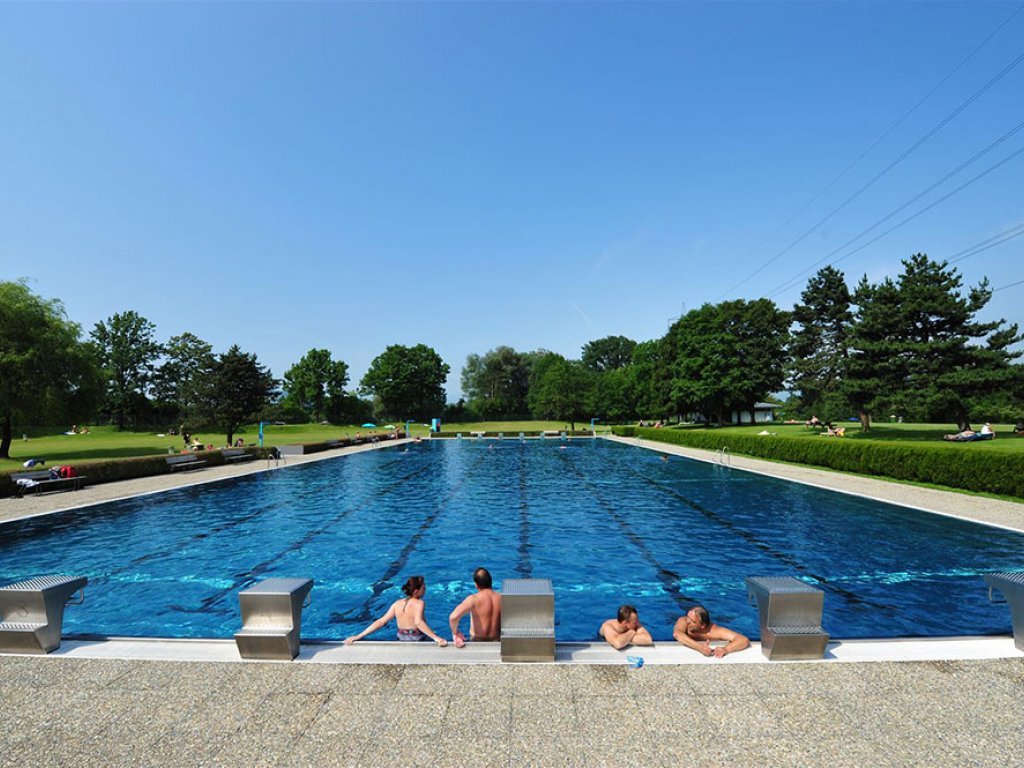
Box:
607;451;883;609
516;443;533;578
100;454;412;578
330;451;490;624
168;456;438;614
559;452;698;610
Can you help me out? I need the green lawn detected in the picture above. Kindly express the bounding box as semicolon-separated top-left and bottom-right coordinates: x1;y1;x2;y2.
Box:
6;420;1019;475
0;420;601;471
690;421;1024;452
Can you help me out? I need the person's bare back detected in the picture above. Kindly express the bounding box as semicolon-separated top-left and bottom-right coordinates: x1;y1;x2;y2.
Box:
450;567;502;646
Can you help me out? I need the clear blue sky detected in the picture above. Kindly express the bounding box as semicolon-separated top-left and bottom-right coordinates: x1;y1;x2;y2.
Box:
2;2;1021;401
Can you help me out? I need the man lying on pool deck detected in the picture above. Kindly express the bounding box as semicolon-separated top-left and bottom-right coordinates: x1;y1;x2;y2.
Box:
673;605;750;658
448;566;502;647
599;604;654;649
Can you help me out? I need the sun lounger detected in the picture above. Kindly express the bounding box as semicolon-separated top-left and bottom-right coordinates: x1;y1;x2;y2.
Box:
746;576;829;660
12;469;85;497
501;578;555;662
234;578;313;660
984;572;1024;651
0;575;88;653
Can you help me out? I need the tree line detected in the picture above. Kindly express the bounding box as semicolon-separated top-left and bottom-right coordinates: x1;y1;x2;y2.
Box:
458;254;1022;431
2;253;1020;457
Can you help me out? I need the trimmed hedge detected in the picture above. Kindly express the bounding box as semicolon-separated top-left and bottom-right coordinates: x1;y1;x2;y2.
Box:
611;426;1024;498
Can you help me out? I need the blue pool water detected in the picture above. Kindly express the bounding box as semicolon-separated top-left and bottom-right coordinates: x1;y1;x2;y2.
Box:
1;439;1022;642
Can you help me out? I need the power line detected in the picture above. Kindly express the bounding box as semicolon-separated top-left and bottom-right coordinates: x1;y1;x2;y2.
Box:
716;9;1024;300
994;277;1024;292
948;221;1024;264
760;120;1024;295
767;143;1024;299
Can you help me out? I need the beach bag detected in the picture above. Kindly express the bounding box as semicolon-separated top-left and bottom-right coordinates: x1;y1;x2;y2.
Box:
58;465;78;479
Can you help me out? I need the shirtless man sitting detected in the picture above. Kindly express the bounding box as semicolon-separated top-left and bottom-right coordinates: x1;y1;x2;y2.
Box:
673;605;749;658
449;567;502;648
599;604;654;650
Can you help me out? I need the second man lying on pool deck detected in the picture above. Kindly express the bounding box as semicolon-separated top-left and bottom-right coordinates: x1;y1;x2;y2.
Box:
344;575;448;646
449;566;502;647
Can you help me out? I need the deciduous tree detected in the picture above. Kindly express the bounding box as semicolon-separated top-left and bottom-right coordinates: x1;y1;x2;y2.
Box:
360;344;450;421
283;348;350;423
581;335;637;372
461;346;533;420
91;310;162;430
0;281;101;458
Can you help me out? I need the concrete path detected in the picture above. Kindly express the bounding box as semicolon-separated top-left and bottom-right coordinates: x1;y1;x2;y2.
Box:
1;653;1021;767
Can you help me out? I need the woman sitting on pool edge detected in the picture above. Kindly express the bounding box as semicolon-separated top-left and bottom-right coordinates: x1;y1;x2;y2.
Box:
344;575;448;646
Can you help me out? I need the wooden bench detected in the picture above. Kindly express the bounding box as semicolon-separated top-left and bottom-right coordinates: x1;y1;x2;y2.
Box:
501;578;556;662
234;578;314;660
0;575;87;653
221;448;255;464
165;454;207;472
12;469;85;498
746;576;829;660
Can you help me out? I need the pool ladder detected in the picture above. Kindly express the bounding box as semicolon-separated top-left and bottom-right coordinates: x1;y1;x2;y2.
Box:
716;446;731;466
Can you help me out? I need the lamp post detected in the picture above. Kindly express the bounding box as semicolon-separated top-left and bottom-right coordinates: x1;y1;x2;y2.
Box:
405;420;415;439
590;418;600;436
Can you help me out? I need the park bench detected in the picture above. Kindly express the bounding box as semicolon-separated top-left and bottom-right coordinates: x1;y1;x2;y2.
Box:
501;578;555;662
12;469;85;498
984;572;1024;651
165;454;206;472
0;575;87;653
234;578;314;660
746;576;829;660
221;448;255;464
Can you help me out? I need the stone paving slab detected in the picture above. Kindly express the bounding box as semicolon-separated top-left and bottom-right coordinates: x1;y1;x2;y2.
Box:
0;655;1021;767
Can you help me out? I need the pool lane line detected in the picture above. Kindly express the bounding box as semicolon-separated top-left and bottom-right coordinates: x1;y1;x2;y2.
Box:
605;449;883;610
331;450;491;625
558;452;700;612
516;442;533;579
85;453;416;583
167;454;441;615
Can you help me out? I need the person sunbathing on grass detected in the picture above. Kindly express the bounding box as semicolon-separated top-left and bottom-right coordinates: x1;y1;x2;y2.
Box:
943;429;977;441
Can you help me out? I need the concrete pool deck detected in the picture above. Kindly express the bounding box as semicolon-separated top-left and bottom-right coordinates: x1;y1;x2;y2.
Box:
1;435;1023;765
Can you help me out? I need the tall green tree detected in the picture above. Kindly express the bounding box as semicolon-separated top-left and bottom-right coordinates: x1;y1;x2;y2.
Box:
90;310;162;430
460;346;533;420
581;335;637;372
789;266;852;419
666;299;789;424
842;256;1022;431
152;332;215;425
203;345;277;447
0;281;102;458
624;339;673;419
527;353;593;430
360;344;450;421
283;348;350;423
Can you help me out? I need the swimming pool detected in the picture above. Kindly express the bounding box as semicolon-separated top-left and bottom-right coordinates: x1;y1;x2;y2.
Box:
1;439;1021;642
